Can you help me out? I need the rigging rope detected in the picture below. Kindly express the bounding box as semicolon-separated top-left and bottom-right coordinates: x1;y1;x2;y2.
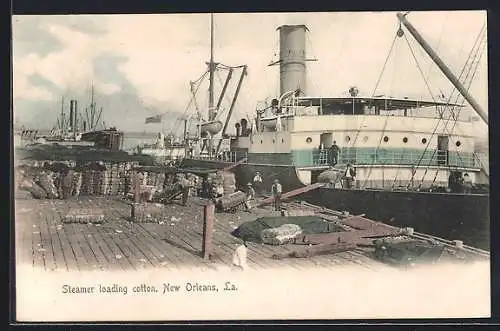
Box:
399;31;454;189
371;32;399;97
171;70;209;137
413;22;486;189
347;27;399;176
427;23;487;187
361;27;408;188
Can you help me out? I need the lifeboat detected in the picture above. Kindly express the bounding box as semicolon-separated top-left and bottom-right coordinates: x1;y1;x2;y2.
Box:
259;114;294;129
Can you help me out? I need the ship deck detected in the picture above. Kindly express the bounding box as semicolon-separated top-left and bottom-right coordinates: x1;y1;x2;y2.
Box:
14;195;488;272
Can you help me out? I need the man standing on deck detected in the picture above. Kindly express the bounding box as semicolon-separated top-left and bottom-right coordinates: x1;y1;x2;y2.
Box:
330;141;340;166
271;179;282;211
253;171;263;196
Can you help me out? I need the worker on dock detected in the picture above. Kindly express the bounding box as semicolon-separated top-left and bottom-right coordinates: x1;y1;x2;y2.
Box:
456;172;465;193
176;174;191;206
232;241;248;270
329;141;340;166
61;168;74;199
245;183;256;212
253;171;263;196
463;173;473;193
201;176;212;198
344;164;356;189
271;179;282;211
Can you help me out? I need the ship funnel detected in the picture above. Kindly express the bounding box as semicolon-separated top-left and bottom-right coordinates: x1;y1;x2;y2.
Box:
74;100;78;131
275;25;309;97
69;100;74;129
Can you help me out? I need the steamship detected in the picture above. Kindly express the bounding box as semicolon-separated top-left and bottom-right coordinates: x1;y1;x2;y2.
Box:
21;86;124;150
180;13;490;249
15;86;131;163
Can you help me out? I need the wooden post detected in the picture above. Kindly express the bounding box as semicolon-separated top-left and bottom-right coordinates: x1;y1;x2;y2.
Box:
133;170;141;203
202;202;215;259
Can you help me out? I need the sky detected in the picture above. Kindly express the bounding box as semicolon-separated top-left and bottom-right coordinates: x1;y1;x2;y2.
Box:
12;11;488;138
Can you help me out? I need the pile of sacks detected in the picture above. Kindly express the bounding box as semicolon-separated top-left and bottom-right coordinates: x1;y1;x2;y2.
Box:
132;171;168;202
16;166;60;199
316;167;344;186
260;224;303;245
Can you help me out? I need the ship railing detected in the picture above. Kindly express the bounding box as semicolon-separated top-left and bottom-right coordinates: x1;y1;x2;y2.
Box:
313;150;330;166
338;148;477;168
289;105;475;122
191;151;248;163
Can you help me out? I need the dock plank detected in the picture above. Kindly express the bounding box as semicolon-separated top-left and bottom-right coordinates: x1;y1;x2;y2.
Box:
106;208;159;270
94;224;134;270
131;223;184;269
52;219;79;272
139;223;203;269
120;222;173;269
37;207;58;272
81;224;111;271
113;221;158;268
31;211;45;270
63;223;92;270
43;213;66;271
15;201;36;266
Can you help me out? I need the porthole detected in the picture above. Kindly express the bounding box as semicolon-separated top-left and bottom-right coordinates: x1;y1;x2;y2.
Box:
306;137;312;144
281;138;284;143
403;137;408;143
260;140;263;144
362;136;368;142
456;141;461;147
383;136;389;142
345;136;351;142
421;138;427;144
272;139;275;144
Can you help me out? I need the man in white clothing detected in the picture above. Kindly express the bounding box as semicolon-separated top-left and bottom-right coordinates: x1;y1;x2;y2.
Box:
232;242;248;270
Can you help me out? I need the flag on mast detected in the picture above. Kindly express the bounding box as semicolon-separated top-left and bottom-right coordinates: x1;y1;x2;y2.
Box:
145;114;162;124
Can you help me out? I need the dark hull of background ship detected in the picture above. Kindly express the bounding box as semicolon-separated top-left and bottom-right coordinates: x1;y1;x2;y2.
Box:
181;157;490;250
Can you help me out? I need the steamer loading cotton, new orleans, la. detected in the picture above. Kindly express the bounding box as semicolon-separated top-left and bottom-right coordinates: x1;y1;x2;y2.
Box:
180;12;490;250
13;13;490;278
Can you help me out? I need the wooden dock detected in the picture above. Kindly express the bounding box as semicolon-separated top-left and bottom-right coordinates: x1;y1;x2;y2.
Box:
15;195;395;272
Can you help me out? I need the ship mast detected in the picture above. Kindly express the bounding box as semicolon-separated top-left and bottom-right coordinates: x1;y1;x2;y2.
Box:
208;13;215;121
396;12;488;125
60;96;65;135
90;83;95;130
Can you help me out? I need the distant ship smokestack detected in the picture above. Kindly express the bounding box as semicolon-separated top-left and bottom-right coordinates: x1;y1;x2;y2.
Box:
74;100;78;131
277;25;308;97
69;100;74;129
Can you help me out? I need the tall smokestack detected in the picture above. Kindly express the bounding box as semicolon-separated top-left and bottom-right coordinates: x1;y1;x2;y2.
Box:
278;25;308;96
69;100;74;129
74;100;78;131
